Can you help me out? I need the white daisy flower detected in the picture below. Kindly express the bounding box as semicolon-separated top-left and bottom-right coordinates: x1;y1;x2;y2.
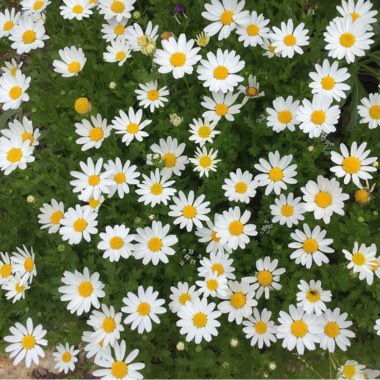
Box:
309;59;351;102
289;224;334;268
197;250;236;279
4;318;47;367
269;19;310;58
330;141;377;187
21;0;51;15
296;280;332;315
324;16;374;63
214;206;257;251
218;280;257;324
243;256;286;299
188;117;220;146
59;267;105;316
103;39;132;66
97;225;135;262
189;146;220;177
81;330;106;361
337;0;378;26
358;93;380;129
0;72;31;111
53;46;86;77
93;340;144;380
135;169;176;207
125;21;159;52
2;274;30;303
0;8;20;38
222;168;257;203
168;190;211;232
1;59;23;77
60;0;93;20
338;360;366;380
101;19;128;42
147;136;188;178
2;116;40;148
111;107;151;146
59;204;98;245
86;195;105;212
122;285;166;334
261;37;280;58
169;282;200;314
196;272;228;298
254;151;297;195
276;304;322;355
374;319;380;336
270;192;305;228
53;343;79;374
11;245;36;285
266;95;300;133
237;74;264;104
177;296;221;343
236;11;270;47
197;49;245;93
0;252;13;286
301;175;349;224
201;91;242;122
134;221;178;265
242;308;277;348
201;0;249;41
320;307;355;352
104;158;140;199
75;114;111;151
98;0;135;22
296;94;341;138
135;80;169;112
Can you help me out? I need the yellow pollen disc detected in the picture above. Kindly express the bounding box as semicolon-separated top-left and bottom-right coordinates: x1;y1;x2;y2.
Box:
213;65;229;80
72;5;83;14
114;172;126;184
246;23;259;36
7;148;22;163
303;238;318;254
269;44;276;53
127;122;139;134
89;127;104;142
68;61;81;74
179;292;191;305
116;51;126;61
220;10;233;25
78;281;93;297
342;156;361;174
351;12;360;21
62;352;72;363
73;218;88;232
147;89;159;101
170;52;186;67
255;321;267;334
211;231;221;243
21;335;36;350
268;167;283;181
16;282;25;293
3;20;14;31
33;1;44;10
369;105;380;119
88;198;100;208
324;321;340;338
257;270;273;286
352;252;365;266
137;302;151;316
11;67;18;76
283;34;296;46
111;1;125;13
355;188;369;205
315;191;332;208
211;263;224;275
281;204;294;217
9;86;22;100
0;263;12;278
102;317;116;333
228;220;244;236
246;87;258;97
199;156;212;168
150;183;163;195
74;97;91;114
230;291;246;308
88;174;100;186
148;237;163;252
343;365;356;379
114;24;125;35
110;236;124;250
311;110;326;125
215;103;228;116
111;361;128;379
198;125;211;138
321;76;335;90
50;210;63;224
22;30;36;44
340;32;355;48
207;279;218;291
370;259;379;271
163;153;177;168
193;312;207;328
22;132;34;145
278;110;292;124
235;181;247;194
24;257;34;272
306;289;320;302
291;320;308;337
182;205;197;218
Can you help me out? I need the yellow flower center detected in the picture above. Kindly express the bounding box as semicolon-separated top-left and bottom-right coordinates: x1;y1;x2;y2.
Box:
278;110;292;124
268;167;283;181
73;218;88;232
72;5;83;14
89;127;104;142
68;61;81;74
306;289;320;302
281;204;294;217
21;335;36;350
211;263;224;275
351;12;359;21
211;231;221;243
311;110;326;125
22;30;36;44
116;51;126;61
74;97;91;114
78;281;93;297
137;302;151;316
114;172;126;184
24;257;34;272
147;89;159;101
182;205;197;218
352;252;365;266
148;237;163;252
230;291;246;308
283;34;296;46
0;263;12;278
10;67;18;76
16;282;25;293
324;321;340;338
61;352;72;363
3;20;14;31
355;188;370;205
50;210;63;224
321;76;335;90
255;321;267;334
228;220;244;236
207;279;218;291
179;292;191;305
246;23;259;36
342;156;361;174
246;87;258;97
192;312;208;328
235;181;248;194
220;10;233;25
198;125;211;138
163;152;177;168
170;52;186;67
343;365;356;378
88;197;101;208
33;1;44;10
114;24;125;35
7;148;22;163
150;183;163;195
111;1;125;13
110;236;124;250
199;156;212;168
257;270;273;286
291;320;308;337
22;132;34;145
369;105;380;119
315;191;332;208
213;65;229;80
269;44;276;53
370;259;379;271
88;174;100;186
102;317;116;333
340;32;356;48
9;86;22;100
215;103;228;116
303;238;319;254
111;361;128;379
127;122;139;134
